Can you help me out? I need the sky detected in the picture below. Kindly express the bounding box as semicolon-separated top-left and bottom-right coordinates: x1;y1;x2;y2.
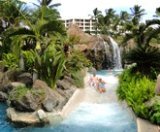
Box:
21;0;159;21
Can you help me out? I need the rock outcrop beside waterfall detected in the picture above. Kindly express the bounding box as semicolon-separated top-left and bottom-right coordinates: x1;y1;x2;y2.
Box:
67;24;122;69
0;70;76;125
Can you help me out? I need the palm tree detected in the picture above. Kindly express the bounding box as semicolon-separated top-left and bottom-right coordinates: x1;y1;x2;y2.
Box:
0;0;28;29
117;11;131;36
35;0;61;8
97;8;120;36
1;0;91;88
0;0;66;87
123;9;160;77
155;7;160;17
0;0;28;59
130;5;146;25
93;8;102;35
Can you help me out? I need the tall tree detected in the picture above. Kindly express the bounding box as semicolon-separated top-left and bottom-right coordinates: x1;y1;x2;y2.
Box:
0;0;28;59
130;5;146;25
97;8;119;35
35;0;61;8
93;8;102;35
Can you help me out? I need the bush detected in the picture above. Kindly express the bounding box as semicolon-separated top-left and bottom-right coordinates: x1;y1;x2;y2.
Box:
1;53;18;70
9;86;29;101
125;46;160;79
117;68;157;122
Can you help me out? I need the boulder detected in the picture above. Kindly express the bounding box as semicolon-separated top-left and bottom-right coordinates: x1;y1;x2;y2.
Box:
0;71;24;94
17;73;33;87
10;92;39;112
63;75;74;84
8;79;71;112
36;109;48;123
57;79;72;90
11;82;25;88
33;80;66;112
42;98;58;112
0;72;11;92
1;83;13;94
5;70;22;81
9;87;45;112
7;107;48;126
0;91;7;102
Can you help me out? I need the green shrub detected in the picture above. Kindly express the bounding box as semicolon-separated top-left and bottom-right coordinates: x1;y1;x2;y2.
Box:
9;86;45;103
147;97;160;124
117;68;156;121
1;53;18;70
9;86;29;101
22;50;36;72
125;46;160;79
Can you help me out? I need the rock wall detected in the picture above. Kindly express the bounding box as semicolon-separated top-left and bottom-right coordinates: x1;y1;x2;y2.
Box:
67;24;116;70
0;70;76;125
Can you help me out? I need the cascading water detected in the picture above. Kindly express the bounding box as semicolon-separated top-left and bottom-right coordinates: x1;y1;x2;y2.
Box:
108;36;122;69
97;35;122;70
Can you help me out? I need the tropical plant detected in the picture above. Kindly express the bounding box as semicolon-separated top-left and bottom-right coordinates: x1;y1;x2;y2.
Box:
97;8;119;36
0;0;67;87
33;0;61;8
38;38;66;88
93;8;102;35
22;50;36;73
0;0;28;59
149;101;160;124
65;50;92;87
0;53;19;70
125;46;160;78
130;5;146;25
153;7;160;17
117;68;155;119
122;6;160;77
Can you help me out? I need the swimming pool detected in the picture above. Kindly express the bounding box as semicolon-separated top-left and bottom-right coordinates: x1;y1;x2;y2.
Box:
0;71;137;132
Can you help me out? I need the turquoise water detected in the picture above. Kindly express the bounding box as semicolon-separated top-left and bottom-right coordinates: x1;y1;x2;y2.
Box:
18;103;137;132
96;69;123;76
0;71;137;132
0;103;15;132
0;103;137;132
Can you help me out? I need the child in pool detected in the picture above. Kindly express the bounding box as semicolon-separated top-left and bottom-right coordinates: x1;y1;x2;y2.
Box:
89;73;98;88
97;78;106;93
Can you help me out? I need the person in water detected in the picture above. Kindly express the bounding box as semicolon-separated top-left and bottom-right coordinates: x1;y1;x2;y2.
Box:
97;78;106;93
89;73;98;88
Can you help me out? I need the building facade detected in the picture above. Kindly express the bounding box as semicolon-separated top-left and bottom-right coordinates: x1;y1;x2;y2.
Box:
62;18;96;34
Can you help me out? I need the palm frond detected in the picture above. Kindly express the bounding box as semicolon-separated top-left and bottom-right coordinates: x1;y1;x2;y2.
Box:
145;26;160;45
146;19;160;27
40;20;66;35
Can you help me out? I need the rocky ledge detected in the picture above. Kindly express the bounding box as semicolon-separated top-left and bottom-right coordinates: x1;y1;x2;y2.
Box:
0;70;78;126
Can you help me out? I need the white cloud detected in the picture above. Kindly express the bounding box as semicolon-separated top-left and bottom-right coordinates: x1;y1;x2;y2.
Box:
23;0;159;20
55;0;159;20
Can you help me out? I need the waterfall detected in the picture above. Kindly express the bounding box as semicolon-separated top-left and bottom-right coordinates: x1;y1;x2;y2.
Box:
109;36;122;69
93;35;122;70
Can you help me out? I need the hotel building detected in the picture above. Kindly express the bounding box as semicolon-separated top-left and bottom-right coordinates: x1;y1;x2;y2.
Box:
62;18;96;34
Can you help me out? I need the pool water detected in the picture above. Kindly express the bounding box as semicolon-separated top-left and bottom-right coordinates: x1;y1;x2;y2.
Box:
0;71;137;132
96;69;123;76
0;103;15;132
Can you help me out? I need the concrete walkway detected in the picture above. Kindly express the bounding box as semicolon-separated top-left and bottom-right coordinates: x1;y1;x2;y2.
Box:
61;73;159;132
137;118;159;132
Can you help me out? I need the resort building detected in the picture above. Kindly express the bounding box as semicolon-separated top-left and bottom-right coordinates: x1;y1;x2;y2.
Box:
62;18;96;34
